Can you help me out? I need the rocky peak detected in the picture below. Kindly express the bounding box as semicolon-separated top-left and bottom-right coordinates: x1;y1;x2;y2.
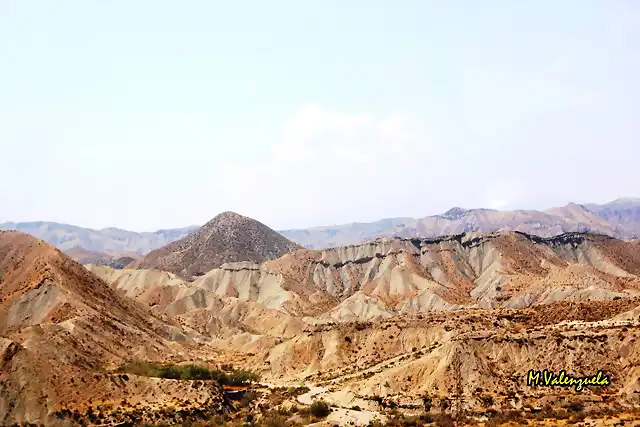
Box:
135;212;301;277
439;207;469;221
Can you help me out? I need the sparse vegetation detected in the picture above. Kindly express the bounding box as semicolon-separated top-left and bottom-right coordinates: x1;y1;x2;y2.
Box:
429;413;458;427
565;400;585;412
118;361;260;385
439;398;449;410
309;400;331;418
240;390;259;407
261;411;289;427
9;228;640;427
481;395;494;406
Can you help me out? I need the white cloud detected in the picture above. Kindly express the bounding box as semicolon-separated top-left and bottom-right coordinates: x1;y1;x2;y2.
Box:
217;104;438;228
271;105;432;168
480;180;524;211
487;199;509;210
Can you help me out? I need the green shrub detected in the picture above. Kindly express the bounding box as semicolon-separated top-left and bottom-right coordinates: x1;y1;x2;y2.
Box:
118;361;260;385
223;369;261;386
158;365;182;379
181;364;215;380
310;400;330;418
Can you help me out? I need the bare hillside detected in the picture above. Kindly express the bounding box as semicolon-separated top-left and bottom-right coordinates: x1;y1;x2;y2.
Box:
88;230;640;425
134;211;302;277
5;228;640;425
0;231;224;425
107;231;640;327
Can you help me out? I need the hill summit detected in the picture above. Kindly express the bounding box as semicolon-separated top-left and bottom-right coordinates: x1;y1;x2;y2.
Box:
134;211;301;277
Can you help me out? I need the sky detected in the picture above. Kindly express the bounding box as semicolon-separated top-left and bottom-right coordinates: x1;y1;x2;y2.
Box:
1;1;639;231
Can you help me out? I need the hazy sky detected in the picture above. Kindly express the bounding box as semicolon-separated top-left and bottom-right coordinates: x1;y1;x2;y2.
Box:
1;1;638;231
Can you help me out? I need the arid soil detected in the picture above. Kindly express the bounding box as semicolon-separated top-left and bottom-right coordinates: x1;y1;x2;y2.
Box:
0;231;223;425
2;226;640;425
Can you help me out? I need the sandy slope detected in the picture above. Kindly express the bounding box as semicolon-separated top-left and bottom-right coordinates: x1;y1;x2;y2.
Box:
0;231;223;424
5;228;640;424
96;232;640;329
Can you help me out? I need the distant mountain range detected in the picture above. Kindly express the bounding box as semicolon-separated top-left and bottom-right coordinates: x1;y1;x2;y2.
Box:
4;204;640;423
0;221;198;255
2;198;639;255
280;198;640;248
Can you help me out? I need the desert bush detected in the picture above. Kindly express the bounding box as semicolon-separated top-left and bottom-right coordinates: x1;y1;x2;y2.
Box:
481;395;494;406
224;369;261;386
309;400;331;418
181;364;216;380
118;362;260;385
430;413;455;427
565;401;585;412
484;410;526;426
293;386;310;396
159;365;183;379
240;390;259;407
386;413;422;427
261;411;289;427
439;398;450;410
118;361;159;377
276;406;292;416
418;413;433;423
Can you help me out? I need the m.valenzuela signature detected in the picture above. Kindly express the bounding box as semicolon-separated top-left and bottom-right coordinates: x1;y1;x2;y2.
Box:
527;370;611;392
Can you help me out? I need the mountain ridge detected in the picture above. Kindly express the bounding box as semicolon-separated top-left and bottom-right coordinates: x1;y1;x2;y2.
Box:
2;198;639;255
280;199;640;248
91;229;640;326
0;221;198;255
